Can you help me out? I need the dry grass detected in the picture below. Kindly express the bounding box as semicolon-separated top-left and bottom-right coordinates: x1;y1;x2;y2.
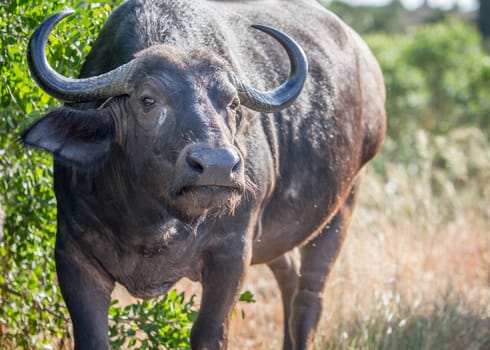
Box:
164;164;490;350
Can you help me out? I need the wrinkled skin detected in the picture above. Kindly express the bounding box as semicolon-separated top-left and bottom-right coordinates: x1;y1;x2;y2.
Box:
23;1;386;349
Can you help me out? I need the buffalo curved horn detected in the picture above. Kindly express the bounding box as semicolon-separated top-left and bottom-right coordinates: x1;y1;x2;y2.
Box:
27;10;137;103
235;25;308;113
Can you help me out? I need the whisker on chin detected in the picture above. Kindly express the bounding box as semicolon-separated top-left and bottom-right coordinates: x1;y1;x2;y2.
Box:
244;175;258;199
211;177;258;218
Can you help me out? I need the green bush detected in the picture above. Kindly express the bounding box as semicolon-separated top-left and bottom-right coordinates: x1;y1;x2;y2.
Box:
366;18;490;140
0;1;123;347
109;291;197;350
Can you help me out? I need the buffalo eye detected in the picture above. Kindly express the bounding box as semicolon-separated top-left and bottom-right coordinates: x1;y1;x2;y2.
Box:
142;97;155;109
228;98;240;111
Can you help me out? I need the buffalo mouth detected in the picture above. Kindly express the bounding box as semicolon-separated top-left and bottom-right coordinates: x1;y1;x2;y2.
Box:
170;184;244;217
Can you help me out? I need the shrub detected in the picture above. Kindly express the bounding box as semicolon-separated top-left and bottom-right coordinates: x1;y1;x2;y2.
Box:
109;291;197;350
0;1;120;347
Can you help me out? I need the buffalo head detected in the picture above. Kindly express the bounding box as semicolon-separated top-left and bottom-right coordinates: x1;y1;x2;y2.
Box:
22;10;307;219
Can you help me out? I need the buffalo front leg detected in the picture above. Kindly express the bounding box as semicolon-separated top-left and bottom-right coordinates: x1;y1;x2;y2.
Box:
267;249;301;350
190;238;251;350
290;179;361;349
55;239;114;350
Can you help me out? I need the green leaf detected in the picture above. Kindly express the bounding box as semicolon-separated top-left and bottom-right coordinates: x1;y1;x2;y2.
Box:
239;290;256;303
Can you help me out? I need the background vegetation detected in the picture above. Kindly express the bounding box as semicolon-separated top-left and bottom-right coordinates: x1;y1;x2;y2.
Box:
0;1;121;348
0;0;488;349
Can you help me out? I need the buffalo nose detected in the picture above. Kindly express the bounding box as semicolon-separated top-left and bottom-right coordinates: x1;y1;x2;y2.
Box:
185;146;241;186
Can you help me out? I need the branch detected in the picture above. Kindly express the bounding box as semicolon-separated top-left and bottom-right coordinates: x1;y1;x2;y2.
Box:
0;282;70;321
0;282;22;297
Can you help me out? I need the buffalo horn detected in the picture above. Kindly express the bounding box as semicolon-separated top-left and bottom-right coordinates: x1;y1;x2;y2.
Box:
27;10;135;103
235;25;308;113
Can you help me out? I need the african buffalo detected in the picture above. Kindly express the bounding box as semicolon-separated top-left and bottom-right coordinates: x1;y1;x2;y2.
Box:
22;0;386;349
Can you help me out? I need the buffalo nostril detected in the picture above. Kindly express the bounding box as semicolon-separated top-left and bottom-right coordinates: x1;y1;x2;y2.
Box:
231;157;241;174
186;153;205;174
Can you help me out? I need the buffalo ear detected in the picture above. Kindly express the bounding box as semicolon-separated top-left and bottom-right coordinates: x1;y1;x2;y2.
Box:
21;107;115;168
